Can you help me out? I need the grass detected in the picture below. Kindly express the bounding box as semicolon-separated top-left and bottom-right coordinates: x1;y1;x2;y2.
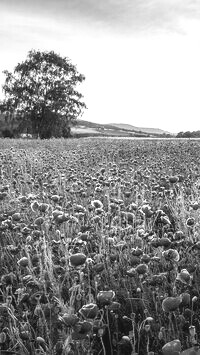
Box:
0;137;200;355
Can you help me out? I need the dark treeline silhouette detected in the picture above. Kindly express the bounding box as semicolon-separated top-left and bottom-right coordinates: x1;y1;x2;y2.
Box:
176;131;200;138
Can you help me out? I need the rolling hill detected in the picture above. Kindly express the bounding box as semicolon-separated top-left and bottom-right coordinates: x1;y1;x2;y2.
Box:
108;123;172;135
71;119;173;137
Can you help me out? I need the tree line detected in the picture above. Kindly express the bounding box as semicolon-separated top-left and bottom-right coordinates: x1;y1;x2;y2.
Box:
176;131;200;138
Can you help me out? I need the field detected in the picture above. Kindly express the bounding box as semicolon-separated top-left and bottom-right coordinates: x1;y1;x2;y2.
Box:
0;137;200;355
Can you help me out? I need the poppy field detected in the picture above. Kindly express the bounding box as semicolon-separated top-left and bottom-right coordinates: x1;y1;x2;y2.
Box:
1;137;200;355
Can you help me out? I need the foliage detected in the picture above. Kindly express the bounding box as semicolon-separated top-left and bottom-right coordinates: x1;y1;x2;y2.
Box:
177;131;200;138
1;128;14;138
0;50;86;138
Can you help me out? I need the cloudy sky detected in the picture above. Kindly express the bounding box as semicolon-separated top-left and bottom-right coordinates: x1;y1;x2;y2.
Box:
1;0;200;133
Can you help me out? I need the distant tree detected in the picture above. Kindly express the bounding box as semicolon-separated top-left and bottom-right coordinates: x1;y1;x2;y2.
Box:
176;130;200;138
176;132;184;138
0;50;86;138
1;128;14;138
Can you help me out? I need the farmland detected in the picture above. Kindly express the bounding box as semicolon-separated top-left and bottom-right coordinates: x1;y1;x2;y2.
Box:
0;137;200;355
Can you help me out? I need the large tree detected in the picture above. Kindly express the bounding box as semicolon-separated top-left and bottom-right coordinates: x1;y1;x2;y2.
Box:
0;50;86;138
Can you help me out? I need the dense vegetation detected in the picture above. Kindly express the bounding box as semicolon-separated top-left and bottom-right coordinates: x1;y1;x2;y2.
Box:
0;50;86;139
176;131;200;138
0;138;200;355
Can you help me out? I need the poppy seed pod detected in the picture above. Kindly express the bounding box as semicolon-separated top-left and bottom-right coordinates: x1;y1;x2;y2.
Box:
159;237;171;248
146;316;154;322
174;230;184;240
189;325;196;337
0;331;6;344
191;202;199;210
91;200;103;209
126;212;135;223
192;296;198;303
121;336;131;343
12;212;21;221
126;268;136;277
141;254;151;263
145;324;150;332
162;339;181;355
18;257;29;267
52;209;63;219
131;248;143;256
79;303;98;319
141;204;152;214
56;213;69;223
162;249;179;262
39;203;50;212
93;262;104;273
70;253;86;267
150;238;160;248
181;347;199;355
169;176;179;184
194;241;200;250
135;263;148;275
51;195;60;202
178;175;184;182
180;293;191;306
186;217;195;227
97;290;115;306
36;336;46;345
162;296;182;312
124;190;131;198
176;269;190;284
20;330;30;340
98;328;104;337
73;320;92;335
34;216;45;226
31;200;39;212
1;272;16;285
183;308;192;319
61;313;79;327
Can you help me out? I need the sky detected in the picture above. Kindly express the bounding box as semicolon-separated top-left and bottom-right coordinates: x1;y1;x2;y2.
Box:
1;0;200;133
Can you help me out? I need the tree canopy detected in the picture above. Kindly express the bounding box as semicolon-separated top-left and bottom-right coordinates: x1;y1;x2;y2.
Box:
0;50;86;138
176;131;200;138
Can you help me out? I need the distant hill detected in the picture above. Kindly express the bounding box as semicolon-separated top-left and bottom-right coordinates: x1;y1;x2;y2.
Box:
108;123;172;136
72;119;173;137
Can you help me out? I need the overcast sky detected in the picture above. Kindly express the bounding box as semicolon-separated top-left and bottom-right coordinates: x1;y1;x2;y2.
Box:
1;0;200;133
